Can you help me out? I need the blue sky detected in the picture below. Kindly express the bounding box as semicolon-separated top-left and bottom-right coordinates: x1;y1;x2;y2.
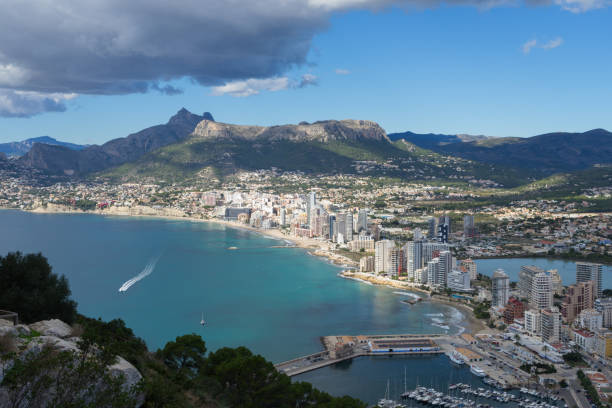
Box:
0;1;611;144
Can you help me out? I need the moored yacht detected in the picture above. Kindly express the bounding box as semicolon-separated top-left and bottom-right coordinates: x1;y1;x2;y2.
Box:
469;365;486;377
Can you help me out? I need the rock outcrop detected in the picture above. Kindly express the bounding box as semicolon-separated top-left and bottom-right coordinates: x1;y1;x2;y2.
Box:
0;318;143;407
192;118;389;143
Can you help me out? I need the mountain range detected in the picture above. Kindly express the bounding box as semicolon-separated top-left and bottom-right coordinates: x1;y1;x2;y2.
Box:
0;136;85;157
389;128;612;174
14;108;612;188
20;109;213;176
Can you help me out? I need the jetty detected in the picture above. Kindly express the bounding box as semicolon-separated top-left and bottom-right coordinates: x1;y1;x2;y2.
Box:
275;333;447;377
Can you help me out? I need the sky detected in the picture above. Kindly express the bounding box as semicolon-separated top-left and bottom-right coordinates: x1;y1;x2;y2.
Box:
0;0;611;145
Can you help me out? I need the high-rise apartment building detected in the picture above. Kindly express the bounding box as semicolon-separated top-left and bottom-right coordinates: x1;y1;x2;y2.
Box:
463;215;476;238
519;265;544;299
460;259;478;280
525;309;541;336
344;212;354;242
428;217;437;239
422;242;449;264
541;307;561;343
306;192;316;226
561;281;594;323
438;251;452;287
492;269;510;308
403;241;423;281
576;262;603;299
549;269;563;296
530;271;553;310
357;209;368;232
375;240;395;274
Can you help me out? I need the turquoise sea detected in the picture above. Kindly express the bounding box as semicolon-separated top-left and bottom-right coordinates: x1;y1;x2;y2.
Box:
0;210;462;362
1;209;606;404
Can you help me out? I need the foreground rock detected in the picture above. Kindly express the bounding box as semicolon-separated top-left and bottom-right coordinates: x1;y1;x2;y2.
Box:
0;318;143;407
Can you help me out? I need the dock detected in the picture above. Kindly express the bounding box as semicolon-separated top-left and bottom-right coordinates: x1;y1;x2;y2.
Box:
275;333;446;377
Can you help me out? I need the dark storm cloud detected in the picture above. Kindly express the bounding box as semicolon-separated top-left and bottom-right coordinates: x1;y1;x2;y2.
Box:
0;0;604;116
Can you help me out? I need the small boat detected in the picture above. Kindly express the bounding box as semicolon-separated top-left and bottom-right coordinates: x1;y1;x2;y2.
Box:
200;312;206;326
448;351;465;365
470;365;486;377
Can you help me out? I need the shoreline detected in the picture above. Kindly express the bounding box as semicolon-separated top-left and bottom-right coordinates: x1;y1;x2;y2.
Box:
19;205;359;267
11;206;483;335
338;270;485;334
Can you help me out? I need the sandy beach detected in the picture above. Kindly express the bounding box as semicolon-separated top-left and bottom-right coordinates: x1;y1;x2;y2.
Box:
339;270;486;334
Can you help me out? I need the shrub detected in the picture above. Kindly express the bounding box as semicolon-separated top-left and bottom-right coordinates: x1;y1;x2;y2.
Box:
0;252;77;324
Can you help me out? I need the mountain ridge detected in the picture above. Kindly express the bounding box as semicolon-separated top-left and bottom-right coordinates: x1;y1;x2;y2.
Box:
19;109;213;175
0;136;86;157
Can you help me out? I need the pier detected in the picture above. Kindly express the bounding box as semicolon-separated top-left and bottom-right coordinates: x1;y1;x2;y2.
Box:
275;333;446;377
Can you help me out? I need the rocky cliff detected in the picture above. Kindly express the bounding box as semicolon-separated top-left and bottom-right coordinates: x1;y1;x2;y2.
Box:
192;118;389;143
0;318;143;407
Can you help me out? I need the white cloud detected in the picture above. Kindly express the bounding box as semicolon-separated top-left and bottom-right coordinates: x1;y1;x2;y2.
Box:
554;0;609;12
523;37;564;54
0;64;30;87
299;73;318;87
212;74;317;97
522;39;538;54
335;68;351;75
541;37;563;49
0;89;77;117
211;77;291;97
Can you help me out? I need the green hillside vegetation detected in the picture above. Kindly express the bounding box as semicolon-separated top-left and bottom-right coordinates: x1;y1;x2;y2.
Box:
101;132;533;187
0;252;366;408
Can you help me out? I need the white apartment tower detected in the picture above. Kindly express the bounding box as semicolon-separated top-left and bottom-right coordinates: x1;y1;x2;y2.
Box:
375;240;395;274
530;271;553;310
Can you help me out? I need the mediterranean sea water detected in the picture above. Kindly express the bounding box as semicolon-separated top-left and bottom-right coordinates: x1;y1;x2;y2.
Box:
0;210;462;361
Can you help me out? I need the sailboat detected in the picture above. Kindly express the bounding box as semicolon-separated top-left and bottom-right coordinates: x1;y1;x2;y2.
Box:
200;312;206;326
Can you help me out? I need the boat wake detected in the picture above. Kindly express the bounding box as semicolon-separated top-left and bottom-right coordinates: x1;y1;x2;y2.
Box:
392;291;421;300
118;257;160;292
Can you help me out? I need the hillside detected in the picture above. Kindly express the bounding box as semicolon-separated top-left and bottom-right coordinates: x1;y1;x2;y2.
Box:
102;118;529;186
19;109;213;176
0;136;85;157
389;128;612;175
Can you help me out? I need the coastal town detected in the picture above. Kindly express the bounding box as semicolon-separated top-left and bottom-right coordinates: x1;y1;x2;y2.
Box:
1;170;612;408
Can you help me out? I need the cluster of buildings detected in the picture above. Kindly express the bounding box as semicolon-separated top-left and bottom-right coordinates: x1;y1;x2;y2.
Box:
491;262;612;361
